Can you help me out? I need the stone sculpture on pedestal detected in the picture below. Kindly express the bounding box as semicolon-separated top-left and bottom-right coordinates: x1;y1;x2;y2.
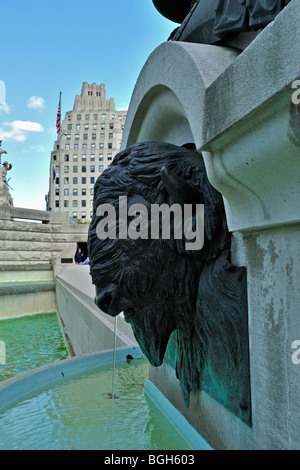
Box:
0;141;13;206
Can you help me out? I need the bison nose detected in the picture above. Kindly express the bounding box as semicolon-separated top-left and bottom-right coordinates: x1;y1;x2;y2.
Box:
97;292;113;313
95;285;119;316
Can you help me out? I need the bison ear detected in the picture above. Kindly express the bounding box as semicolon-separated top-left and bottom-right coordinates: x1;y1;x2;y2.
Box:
161;166;203;205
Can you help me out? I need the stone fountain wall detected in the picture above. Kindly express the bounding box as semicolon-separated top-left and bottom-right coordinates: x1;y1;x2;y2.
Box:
0;207;89;318
121;1;300;450
0;206;88;274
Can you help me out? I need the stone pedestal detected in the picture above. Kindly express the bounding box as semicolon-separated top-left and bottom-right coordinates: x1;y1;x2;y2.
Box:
122;0;300;449
0;173;13;207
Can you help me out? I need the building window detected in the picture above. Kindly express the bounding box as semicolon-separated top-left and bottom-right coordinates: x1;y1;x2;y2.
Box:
74;144;79;150
91;144;95;150
64;166;69;173
73;200;78;207
55;165;60;174
76;124;80;130
73;211;77;219
90;188;94;195
108;154;112;161
90;200;93;207
90;177;95;184
90;154;95;161
81;211;86;219
109;133;113;139
101;123;106;130
99;154;103;161
73;154;78;161
93;123;97;130
111;114;115;120
109;123;114;129
55;200;59;207
53;155;57;161
82;165;86;173
64;155;69;162
90;165;95;173
64;200;69;207
101;114;106;121
100;133;105;140
84;124;89;130
65;144;70;150
55;177;59;184
64;177;69;184
83;134;88;140
82;144;87;150
68;124;72;130
82;177;86;184
75;134;79;140
73;166;78;173
73;177;78;184
108;143;112;149
73;188;78;196
82;200;86;207
55;188;59;196
66;134;71;141
64;188;69;196
82;154;86;161
77;115;81;121
85;114;90;120
99;165;103;172
99;143;104;149
82;188;86;196
92;133;96;140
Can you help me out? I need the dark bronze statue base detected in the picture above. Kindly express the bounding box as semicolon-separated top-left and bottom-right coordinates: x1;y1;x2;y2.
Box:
153;0;291;47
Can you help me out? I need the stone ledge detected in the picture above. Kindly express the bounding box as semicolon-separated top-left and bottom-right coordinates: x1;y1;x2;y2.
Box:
202;1;300;146
0;283;55;296
0;264;52;271
121;40;237;149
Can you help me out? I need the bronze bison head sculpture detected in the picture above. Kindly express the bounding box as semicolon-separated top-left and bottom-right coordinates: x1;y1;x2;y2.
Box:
88;142;251;424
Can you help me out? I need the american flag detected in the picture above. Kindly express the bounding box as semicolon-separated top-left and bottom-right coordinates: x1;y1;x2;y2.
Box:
56;92;61;134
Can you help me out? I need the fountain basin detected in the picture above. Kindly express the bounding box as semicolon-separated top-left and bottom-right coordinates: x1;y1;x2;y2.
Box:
0;347;212;450
0;312;70;381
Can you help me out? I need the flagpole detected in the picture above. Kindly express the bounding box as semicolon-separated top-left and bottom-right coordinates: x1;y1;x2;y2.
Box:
52;163;55;211
58;91;62;211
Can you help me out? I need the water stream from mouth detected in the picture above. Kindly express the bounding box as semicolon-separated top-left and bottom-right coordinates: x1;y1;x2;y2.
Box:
111;316;118;447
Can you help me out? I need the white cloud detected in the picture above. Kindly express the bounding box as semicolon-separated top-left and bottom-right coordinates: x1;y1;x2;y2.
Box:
0;120;44;142
27;96;46;111
10;120;44;132
22;145;46;153
0;103;11;114
0;81;11;114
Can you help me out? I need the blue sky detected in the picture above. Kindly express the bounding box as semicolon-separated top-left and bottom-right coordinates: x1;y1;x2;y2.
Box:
0;0;177;210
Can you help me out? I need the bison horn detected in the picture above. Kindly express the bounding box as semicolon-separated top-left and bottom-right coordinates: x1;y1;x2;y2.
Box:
160;166;202;205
